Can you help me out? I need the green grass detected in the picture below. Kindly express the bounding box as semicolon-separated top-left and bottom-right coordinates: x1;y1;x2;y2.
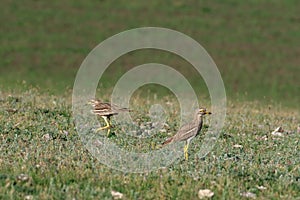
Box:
1;0;300;199
0;0;299;108
0;90;299;199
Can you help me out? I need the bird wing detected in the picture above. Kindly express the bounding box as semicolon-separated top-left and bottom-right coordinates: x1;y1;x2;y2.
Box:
93;102;118;116
92;100;131;116
163;122;198;144
173;125;198;142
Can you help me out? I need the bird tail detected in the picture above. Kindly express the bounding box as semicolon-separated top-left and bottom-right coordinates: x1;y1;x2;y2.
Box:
162;137;173;146
119;108;133;112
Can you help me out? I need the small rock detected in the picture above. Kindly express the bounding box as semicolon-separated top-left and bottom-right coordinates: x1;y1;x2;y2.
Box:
25;195;33;200
111;190;123;199
198;189;214;199
233;144;243;148
240;192;256;198
256;185;267;190
17;173;29;182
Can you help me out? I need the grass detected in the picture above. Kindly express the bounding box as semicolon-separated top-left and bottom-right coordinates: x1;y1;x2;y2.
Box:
1;0;300;199
0;89;299;199
0;0;299;108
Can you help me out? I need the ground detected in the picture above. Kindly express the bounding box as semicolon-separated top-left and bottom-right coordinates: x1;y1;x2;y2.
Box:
0;0;299;199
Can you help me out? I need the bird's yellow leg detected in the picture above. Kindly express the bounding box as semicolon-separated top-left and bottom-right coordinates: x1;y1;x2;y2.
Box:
184;142;190;160
96;116;111;132
106;128;111;137
106;117;113;136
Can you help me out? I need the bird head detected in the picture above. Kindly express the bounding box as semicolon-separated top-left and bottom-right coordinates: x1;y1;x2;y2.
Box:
198;108;212;116
87;99;100;106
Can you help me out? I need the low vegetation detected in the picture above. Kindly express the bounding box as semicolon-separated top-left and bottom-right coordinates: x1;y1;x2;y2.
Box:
0;90;299;199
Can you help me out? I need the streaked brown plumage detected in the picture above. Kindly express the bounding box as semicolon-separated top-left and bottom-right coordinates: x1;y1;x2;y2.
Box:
89;99;131;136
162;108;211;160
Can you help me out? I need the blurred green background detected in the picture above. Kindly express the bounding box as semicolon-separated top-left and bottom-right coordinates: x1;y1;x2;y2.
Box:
1;0;299;108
